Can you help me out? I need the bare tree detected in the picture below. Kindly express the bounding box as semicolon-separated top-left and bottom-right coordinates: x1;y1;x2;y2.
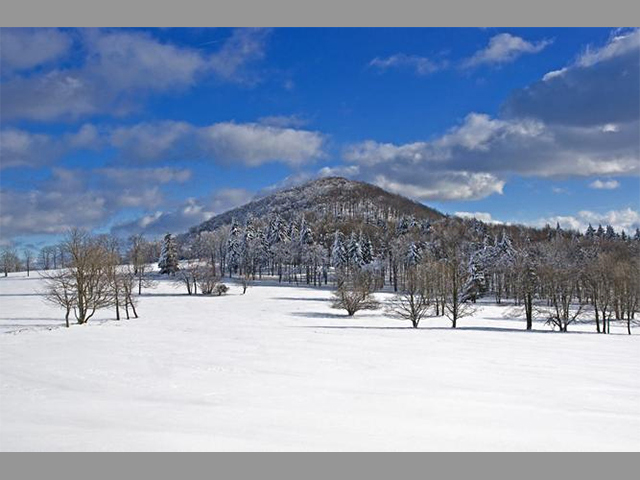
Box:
331;270;380;316
22;249;33;277
176;258;199;295
63;229;113;324
1;247;20;277
196;266;220;295
118;265;139;319
439;224;475;328
386;266;432;328
42;269;77;328
537;238;585;332
127;235;156;295
241;272;251;294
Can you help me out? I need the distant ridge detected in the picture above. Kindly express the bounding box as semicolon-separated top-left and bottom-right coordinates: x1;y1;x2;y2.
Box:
189;177;444;234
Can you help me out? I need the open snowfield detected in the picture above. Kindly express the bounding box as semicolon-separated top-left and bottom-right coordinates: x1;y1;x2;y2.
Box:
1;271;639;451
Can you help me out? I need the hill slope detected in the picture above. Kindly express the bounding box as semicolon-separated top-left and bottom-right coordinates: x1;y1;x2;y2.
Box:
190;177;443;234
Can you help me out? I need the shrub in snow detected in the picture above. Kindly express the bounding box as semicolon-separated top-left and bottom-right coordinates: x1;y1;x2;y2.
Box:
331;270;380;316
214;284;229;296
386;267;432;328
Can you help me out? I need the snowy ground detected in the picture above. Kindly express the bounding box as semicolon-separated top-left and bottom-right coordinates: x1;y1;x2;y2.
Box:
1;271;639;451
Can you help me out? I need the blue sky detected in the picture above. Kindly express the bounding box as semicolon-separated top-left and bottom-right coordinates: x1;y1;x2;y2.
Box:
1;27;639;247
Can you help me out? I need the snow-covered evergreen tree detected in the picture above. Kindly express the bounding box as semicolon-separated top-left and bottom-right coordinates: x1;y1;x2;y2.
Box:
361;232;373;265
227;219;242;274
158;233;179;275
347;232;363;267
405;242;421;266
299;217;313;245
331;231;347;269
585;224;595;238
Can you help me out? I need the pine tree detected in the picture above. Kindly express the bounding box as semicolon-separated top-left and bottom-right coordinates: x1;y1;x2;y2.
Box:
331;231;347;269
605;225;616;240
158;233;179;275
361;232;373;264
405;242;421;266
299;217;313;245
585;223;595;238
347;232;363;267
227;219;241;274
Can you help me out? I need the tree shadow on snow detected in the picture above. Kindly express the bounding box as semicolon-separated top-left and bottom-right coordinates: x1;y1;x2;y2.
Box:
290;311;381;320
0;293;44;297
297;325;416;330
273;297;330;302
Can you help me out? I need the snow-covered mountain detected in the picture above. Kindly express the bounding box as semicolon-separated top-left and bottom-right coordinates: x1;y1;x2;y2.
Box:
189;177;444;234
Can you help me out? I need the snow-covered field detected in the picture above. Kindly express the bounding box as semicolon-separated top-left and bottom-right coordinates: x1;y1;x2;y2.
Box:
1;271;639;451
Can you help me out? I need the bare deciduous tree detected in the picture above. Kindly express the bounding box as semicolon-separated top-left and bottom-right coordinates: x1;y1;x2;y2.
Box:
386;266;432;328
331;270;380;316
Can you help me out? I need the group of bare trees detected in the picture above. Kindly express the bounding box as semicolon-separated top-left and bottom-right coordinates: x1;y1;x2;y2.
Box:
42;230;157;327
21;206;640;335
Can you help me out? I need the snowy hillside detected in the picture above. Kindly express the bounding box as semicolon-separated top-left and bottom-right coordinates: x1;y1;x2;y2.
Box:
190;177;443;234
1;271;639;451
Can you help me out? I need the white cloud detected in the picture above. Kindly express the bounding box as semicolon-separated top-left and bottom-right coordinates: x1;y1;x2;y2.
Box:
369;53;445;76
505;29;639;127
575;29;640;68
0;128;60;169
589;179;620;190
1;28;271;122
111;188;253;236
0;167;196;238
462;33;552;68
110;121;195;161
343;112;639;184
208;28;270;83
538;208;640;233
373;172;505;202
0;28;72;72
198;122;325;167
258;114;309;128
1;119;326;170
455;211;503;224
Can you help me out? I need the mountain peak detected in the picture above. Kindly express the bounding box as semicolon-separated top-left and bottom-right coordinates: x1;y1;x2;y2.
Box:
189;177;443;234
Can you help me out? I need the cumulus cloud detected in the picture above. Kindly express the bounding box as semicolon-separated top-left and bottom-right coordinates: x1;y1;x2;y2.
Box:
369;53;445;76
504;29;639;127
258;114;310;128
0;128;61;169
109;121;195;162
0;124;104;169
589;179;620;190
0;28;72;73
462;33;552;69
208;28;271;83
198;122;325;167
340;112;638;198
373;171;505;201
111;188;253;236
1;120;326;169
0;167;194;239
538;208;640;233
454;211;504;224
0;28;270;122
109;120;325;167
338;31;639;201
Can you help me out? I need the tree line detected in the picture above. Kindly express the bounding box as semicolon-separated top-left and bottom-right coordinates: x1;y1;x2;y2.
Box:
3;210;639;334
